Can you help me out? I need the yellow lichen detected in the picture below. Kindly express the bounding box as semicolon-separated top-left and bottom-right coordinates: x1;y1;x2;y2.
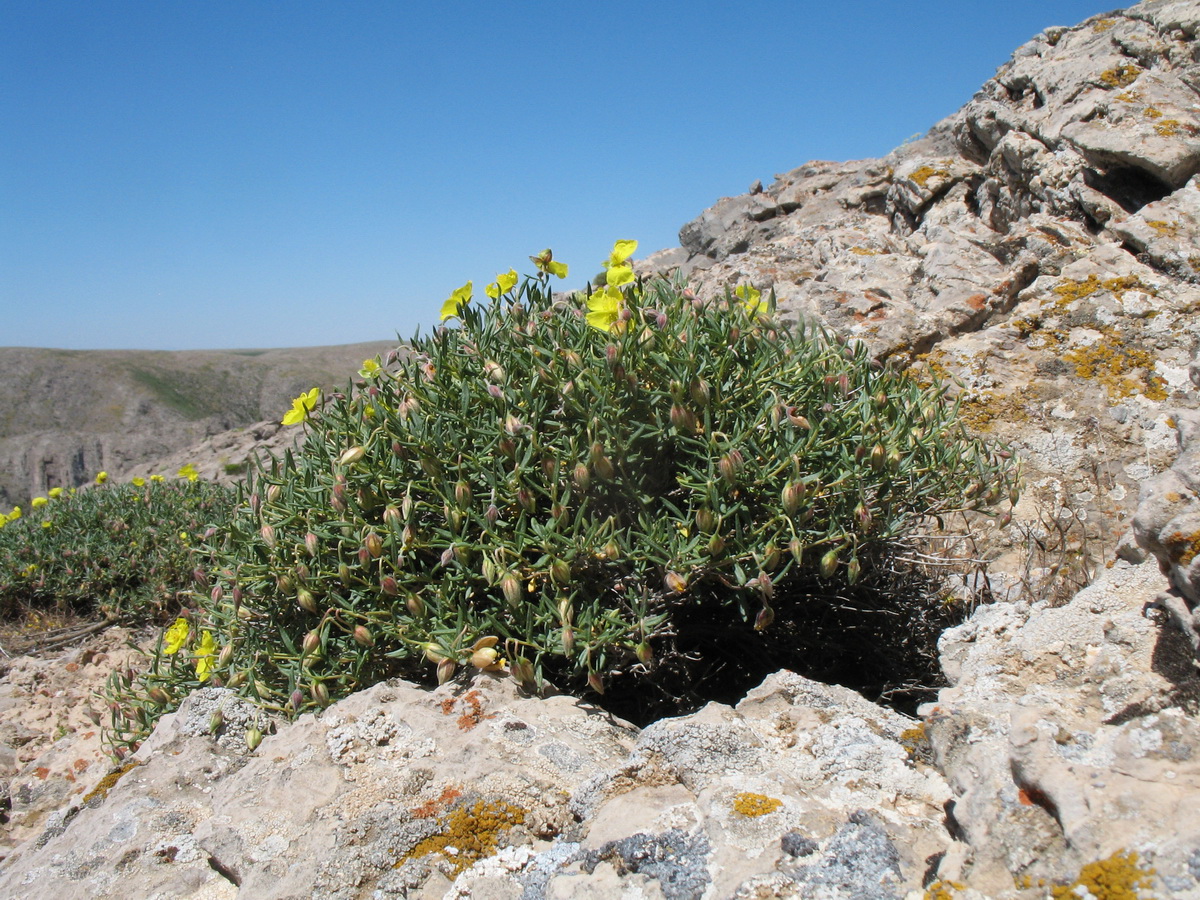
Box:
1050;849;1155;900
1145;220;1179;238
926;881;968;900
1092;17;1117;33
1052;274;1151;303
732;792;783;817
909;165;952;188
1100;65;1141;89
849;246;883;256
396;798;526;875
1143;106;1164;119
1115;90;1142;103
1063;335;1169;401
82;761;140;804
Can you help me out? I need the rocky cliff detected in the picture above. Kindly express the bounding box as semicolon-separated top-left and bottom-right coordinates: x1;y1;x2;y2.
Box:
3;2;1200;897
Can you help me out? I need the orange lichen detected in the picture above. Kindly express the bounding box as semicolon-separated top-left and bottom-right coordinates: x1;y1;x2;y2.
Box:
1092;17;1117;32
396;798;526;875
732;792;783;817
1063;335;1168;401
925;881;968;900
1050;849;1155;899
1163;530;1200;566
412;784;464;819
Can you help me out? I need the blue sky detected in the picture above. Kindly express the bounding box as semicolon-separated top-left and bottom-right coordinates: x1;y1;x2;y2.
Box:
2;1;1113;351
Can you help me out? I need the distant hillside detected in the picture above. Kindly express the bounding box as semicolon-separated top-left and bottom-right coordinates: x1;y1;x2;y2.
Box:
0;341;395;507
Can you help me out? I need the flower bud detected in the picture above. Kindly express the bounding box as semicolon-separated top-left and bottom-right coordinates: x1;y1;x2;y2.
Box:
209;710;224;734
635;642;653;664
246;726;263;751
670;404;697;434
358;546;371;567
870;444;886;472
789;538;804;565
227;671;247;689
302;631;320;657
517;488;535;513
311;681;330;706
782;481;805;515
561;627;575;654
211;585;223;603
297;589;320;615
260;525;276;548
550;559;571;586
364;532;384;558
148;687;171;706
383;505;401;529
338;563;353;584
249;492;261;515
695;509;717;533
406;593;425;616
290;688;305;711
755;605;775;631
689;379;711;407
664;571;687;593
847;556;862;584
762;543;781;571
820;549;839;579
277;573;294;594
572;463;591;493
707;533;726;555
605;343;619;365
499;438;517;459
501;573;523;607
454;481;472;507
353;626;374;648
718;450;744;486
587;672;605;695
510;656;535;688
470;646;499;669
436;658;456;685
267;484;282;504
218;644;233;668
338;446;365;466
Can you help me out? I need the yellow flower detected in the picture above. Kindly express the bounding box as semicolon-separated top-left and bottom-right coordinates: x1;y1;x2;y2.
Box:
9;506;20;520
150;474;164;483
41;521;51;529
95;471;108;484
195;631;217;682
162;617;189;655
602;239;638;287
0;514;7;529
177;463;199;482
735;283;764;314
485;268;519;299
179;531;190;542
31;496;47;509
586;285;623;332
530;249;568;279
359;358;382;379
132;476;146;487
282;388;320;426
439;281;473;321
48;487;63;499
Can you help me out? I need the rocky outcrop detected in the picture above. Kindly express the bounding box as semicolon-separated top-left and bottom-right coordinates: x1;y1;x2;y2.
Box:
642;0;1200;602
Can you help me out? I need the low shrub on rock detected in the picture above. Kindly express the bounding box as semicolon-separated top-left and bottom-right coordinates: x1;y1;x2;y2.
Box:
102;242;1018;755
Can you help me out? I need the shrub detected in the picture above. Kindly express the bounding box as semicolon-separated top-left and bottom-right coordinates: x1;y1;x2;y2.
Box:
101;243;1018;755
0;474;236;622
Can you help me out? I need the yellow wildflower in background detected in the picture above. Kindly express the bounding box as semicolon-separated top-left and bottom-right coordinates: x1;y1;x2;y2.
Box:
150;474;164;483
439;281;474;322
530;249;568;279
8;506;20;521
95;471;109;484
359;358;382;379
194;631;217;682
282;388;320;426
177;463;199;482
586;285;623;332
48;487;63;499
485;268;519;299
132;476;146;487
31;496;47;509
735;284;764;314
162;617;189;655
